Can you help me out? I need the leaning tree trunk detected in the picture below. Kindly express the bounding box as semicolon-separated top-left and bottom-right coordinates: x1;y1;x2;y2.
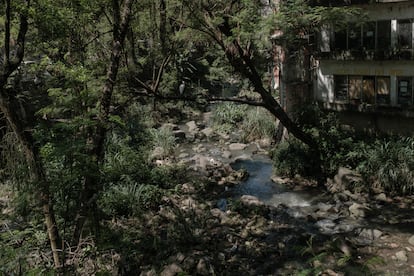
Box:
72;0;135;246
215;18;318;149
1;0;62;268
212;16;324;184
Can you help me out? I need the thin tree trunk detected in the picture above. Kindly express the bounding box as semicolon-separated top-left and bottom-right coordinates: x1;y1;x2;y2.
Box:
1;0;62;268
72;0;135;246
0;94;62;267
159;0;168;55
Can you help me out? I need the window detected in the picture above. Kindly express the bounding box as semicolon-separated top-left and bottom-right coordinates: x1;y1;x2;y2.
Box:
334;75;348;100
348;23;362;49
363;22;376;50
397;19;413;49
363;76;375;104
332;20;393;51
333;29;347;50
334;75;391;105
377;21;391;50
398;77;413;105
349;76;362;100
376;77;390;104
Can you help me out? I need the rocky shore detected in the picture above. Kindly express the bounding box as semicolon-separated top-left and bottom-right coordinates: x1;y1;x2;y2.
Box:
138;111;414;275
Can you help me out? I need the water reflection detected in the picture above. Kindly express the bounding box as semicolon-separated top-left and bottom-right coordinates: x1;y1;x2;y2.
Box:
230;156;313;207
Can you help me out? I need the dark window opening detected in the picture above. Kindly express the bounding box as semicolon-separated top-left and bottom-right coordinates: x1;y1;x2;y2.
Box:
348;23;362;49
397;19;413;49
334;75;391;105
377;21;391;50
334;75;348;100
349;76;362;100
333;29;347;50
363;22;376;50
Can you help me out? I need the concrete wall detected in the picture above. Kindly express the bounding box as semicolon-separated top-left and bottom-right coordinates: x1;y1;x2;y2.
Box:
313;1;414;134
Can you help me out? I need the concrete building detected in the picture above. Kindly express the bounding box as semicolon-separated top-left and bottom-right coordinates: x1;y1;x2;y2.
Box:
312;0;414;133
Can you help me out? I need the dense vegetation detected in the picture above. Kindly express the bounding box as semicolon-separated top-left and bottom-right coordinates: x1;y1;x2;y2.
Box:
0;0;412;274
271;106;414;195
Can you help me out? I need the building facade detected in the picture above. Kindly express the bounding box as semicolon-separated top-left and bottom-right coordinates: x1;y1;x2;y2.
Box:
313;0;414;133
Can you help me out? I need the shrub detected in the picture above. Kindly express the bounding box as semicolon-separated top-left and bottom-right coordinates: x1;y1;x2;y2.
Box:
150;125;177;158
99;183;163;217
241;107;276;141
212;102;248;133
271;138;317;178
358;137;414;195
272;105;414;195
294;105;378;177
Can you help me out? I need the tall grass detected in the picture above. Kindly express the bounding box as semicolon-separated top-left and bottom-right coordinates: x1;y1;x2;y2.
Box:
150;125;177;158
212;103;276;141
358;138;414;195
241;107;276;141
212;102;248;134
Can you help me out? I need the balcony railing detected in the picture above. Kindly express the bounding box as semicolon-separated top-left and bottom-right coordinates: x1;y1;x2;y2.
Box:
315;49;414;61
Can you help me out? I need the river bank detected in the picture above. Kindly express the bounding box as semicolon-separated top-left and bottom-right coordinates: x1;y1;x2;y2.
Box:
142;109;414;275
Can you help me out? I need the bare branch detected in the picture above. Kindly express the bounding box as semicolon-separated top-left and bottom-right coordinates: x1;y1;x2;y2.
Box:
129;88;264;107
208;96;265;107
152;54;171;94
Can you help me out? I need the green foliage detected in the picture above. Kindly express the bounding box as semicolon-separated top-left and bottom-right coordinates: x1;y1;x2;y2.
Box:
271;138;316;178
99;183;163;217
273;105;414;195
241;107;276;142
286;105;372;178
358;137;414;195
100;129;187;217
150;125;177;158
0;224;54;275
212;102;248;134
275;0;362;47
0;132;30;189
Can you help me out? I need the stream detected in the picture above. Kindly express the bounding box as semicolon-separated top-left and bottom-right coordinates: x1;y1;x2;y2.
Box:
230;155;317;208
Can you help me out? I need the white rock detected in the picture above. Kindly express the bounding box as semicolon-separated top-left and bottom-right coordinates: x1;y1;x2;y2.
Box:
201;127;215;137
395;250;408;262
186;121;198;132
375;193;387;202
229;143;247;151
359;228;382;240
240;195;263;206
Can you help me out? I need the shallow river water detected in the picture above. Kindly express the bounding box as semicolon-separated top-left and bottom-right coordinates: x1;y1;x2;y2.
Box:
230;155;316;207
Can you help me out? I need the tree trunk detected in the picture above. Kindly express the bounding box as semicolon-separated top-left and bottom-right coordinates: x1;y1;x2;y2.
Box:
0;94;62;267
72;0;135;246
214;16;324;184
216;19;318;148
1;0;62;268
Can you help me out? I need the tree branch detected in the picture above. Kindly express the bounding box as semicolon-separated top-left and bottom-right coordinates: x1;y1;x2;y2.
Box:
129;88;264;107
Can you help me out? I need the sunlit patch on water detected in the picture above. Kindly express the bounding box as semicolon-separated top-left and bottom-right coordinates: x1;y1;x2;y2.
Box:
230;156;313;208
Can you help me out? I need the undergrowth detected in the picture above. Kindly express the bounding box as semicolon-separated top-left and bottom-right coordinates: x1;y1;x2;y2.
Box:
271;105;414;195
